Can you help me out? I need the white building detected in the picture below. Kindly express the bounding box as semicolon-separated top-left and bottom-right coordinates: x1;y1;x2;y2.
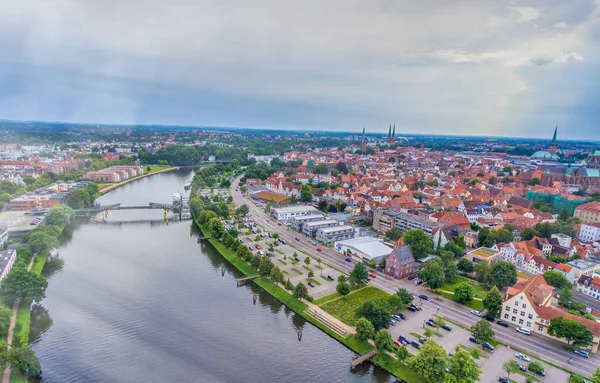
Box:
0;249;16;281
302;220;340;238
579;223;600;243
316;225;356;246
0;224;8;249
576;275;600;301
566;259;600;279
270;205;319;221
334;237;393;263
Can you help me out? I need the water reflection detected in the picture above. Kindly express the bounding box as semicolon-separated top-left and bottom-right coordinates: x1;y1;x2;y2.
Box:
41;256;64;279
29;304;53;344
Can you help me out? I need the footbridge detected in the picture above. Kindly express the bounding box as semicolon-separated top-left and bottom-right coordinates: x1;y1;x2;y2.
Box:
74;202;175;217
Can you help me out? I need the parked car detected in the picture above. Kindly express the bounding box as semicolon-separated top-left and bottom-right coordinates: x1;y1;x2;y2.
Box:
483;314;495;322
395;313;406;320
407;306;417;312
426;319;435;327
410;304;422;311
248;246;254;251
410;341;420;349
498;378;510;383
482;342;495;351
470;310;482;317
345;257;352;262
415;280;423;285
369;273;376;278
497;320;509;328
327;275;335;281
442;324;452;331
393;340;402;347
514;362;526;372
515;353;530;362
295;237;300;241
407;274;418;280
294;256;301;262
308;282;315;287
469;337;480;344
418;294;429;301
516;327;531;335
418;338;426;344
574;349;590;358
390;319;397;325
316;247;322;252
398;335;409;345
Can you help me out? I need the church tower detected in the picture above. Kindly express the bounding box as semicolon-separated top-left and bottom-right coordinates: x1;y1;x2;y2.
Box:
361;127;366;152
548;125;558;154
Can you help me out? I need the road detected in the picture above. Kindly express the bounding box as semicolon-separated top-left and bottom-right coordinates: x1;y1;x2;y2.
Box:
230;177;597;378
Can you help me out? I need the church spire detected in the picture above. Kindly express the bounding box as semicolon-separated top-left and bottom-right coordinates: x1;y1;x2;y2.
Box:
552;124;557;145
393;124;396;137
388;124;392;138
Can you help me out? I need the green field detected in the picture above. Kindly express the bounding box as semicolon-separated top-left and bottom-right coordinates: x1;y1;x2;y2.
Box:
439;277;488;299
321;286;391;326
437;290;484;311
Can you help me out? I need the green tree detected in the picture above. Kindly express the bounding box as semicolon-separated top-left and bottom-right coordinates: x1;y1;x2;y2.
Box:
208;217;225;238
45;204;74;227
258;257;274;277
548;317;593;347
396;345;410;364
543;270;572;289
558;286;574;307
403;229;434;259
336;280;351;297
502;360;519;380
520;227;540;240
349;262;370;287
0;304;12;337
269;266;285;284
471;319;495;345
374;330;394;352
236;204;250;216
293;282;309;300
529;177;541;186
284;279;294;291
0;269;48;304
385;228;402;241
457;258;474;273
417;258;445;289
300;184;313;202
26;231;59;252
407;339;448;382
487;261;517;289
6;346;42;377
445;348;481;383
527;361;544;375
304;257;311;266
475;262;490;285
198;210;217;225
433;316;446;333
396;288;414;306
272;232;280;239
312;164;329;175
482;286;503;317
444;261;459;283
355;317;375;343
240;186;248;194
355;301;390;329
454;282;474;303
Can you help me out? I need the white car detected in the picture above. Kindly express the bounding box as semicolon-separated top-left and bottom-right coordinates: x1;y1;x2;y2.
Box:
470;310;482;317
515;353;530;362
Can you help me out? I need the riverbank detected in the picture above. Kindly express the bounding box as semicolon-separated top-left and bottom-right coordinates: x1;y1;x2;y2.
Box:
97;165;177;195
195;220;421;382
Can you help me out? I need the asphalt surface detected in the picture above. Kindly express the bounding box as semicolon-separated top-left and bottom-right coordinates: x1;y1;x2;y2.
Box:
230;177;597;378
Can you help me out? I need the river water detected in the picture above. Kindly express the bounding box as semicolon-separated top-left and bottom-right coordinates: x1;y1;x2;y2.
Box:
30;169;397;383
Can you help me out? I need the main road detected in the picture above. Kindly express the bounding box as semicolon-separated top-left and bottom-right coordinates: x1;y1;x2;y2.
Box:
230;177;597;377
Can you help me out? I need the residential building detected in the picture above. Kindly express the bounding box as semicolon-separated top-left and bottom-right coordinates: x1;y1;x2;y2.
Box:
334;237;393;263
575;202;600;225
373;209;442;236
0;225;8;248
464;231;479;248
270;205;319;221
566;259;600;279
290;214;325;232
0;249;16;281
385;239;415;279
579;223;600;243
502;274;600;353
551;233;572;248
576;275;600;301
465;247;501;264
315;225;355;246
302;220;340;238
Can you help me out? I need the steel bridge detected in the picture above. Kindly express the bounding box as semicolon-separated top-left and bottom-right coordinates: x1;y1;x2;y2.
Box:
74;202;175;217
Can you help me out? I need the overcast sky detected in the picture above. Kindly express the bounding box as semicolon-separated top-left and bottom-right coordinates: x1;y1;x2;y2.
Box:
0;0;599;139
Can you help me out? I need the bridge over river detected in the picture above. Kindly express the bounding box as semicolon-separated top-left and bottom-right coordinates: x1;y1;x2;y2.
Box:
74;202;178;217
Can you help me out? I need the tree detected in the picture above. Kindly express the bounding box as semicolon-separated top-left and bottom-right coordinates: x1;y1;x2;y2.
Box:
236;204;249;216
520;227;540;240
593;367;600;383
444;261;459;283
528;361;544;375
396;288;414;306
0;269;48;304
471;319;495;345
433;316;446;332
482;286;503;317
474;262;490;285
258;257;274;277
454;282;474;303
300;184;313;202
208;217;225;238
396;345;410;364
26;231;59;252
529;177;541;186
457;258;474;273
417;258;445;289
355;301;390;329
374;330;394;352
45;204;74;227
304;257;311;266
355;318;375;343
312;164;329;175
543;270;572;289
446;348;481;383
272;232;280;239
558;287;574;307
487;261;517;289
269;266;285;284
293;282;309;300
335;162;348;174
403;229;433;259
502;360;520;380
336;280;351;297
284;279;294;291
385;228;402;241
407;340;448;382
349;262;370;287
548;317;593;347
198;210;217;225
6;346;42;377
0;304;12;337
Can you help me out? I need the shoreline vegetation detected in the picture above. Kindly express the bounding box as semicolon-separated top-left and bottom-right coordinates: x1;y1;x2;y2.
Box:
97;165;176;195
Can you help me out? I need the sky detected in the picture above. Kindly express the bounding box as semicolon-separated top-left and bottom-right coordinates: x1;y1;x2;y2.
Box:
0;0;599;140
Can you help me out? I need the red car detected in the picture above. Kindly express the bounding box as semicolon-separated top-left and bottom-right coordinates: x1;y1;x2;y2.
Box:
316;247;322;252
369;273;376;278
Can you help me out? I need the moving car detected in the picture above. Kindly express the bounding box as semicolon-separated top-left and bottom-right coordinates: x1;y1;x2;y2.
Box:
369;273;376;278
470;310;482;317
497;320;509;328
345;257;352;262
574;349;590;358
515;353;530;362
418;294;429;301
316;247;322;252
516;327;531;335
483;314;495;322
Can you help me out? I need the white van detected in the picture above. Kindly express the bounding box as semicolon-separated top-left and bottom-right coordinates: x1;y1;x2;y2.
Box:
516;327;531;335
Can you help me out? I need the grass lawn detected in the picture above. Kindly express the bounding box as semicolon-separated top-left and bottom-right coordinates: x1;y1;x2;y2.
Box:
302;265;314;272
276;249;285;255
438;290;484;311
277;259;287;265
282;270;290;275
439;277;488;299
321;286;391;326
370;354;427;383
518;272;532;280
314;292;340;306
320;275;331;283
291;268;303;276
306;278;321;286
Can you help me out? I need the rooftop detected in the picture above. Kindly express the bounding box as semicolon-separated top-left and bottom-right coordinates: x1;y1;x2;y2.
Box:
335;237;393;259
469;247;499;258
318;225;354;234
271;205;318;214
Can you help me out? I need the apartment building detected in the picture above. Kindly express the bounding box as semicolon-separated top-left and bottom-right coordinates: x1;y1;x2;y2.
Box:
576;275;600;301
302;220;340;238
315;225;355;246
574;202;600;225
579;223;600;243
373;209;442;236
270;205;319;221
290;214;325;232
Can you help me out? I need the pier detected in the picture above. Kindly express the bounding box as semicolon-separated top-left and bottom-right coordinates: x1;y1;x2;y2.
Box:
350;350;377;368
236;275;259;286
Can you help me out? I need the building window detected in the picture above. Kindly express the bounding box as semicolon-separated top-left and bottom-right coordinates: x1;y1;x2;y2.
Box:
512;316;516;322
513;309;518;314
521;311;525;317
538;326;544;332
519;319;524;324
505;305;510;312
528;314;533;319
522;304;526;309
504;314;509;319
514;301;519;306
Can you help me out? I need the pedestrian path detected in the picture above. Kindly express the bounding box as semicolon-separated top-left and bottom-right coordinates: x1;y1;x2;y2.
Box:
304;301;354;337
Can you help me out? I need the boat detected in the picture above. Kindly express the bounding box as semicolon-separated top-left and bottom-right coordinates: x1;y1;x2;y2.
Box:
184;182;191;191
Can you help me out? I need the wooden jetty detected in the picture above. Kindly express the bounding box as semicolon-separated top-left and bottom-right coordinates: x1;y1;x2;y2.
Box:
350;350;377;368
236;275;259;286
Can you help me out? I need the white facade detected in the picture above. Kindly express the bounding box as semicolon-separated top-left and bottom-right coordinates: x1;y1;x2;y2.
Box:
501;292;538;330
270;205;319;221
0;249;16;281
0;226;8;248
579;224;600;243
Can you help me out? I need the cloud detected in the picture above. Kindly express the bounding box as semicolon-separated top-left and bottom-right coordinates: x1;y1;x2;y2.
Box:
554;21;568;29
506;6;541;23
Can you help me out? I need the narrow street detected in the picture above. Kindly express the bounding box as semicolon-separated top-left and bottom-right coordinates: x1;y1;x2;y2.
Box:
230;176;598;377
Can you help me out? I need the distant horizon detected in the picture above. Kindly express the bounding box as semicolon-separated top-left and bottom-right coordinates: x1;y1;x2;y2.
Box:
2;118;598;145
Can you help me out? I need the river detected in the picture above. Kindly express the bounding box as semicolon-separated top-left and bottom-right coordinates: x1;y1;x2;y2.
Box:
30;169;397;383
